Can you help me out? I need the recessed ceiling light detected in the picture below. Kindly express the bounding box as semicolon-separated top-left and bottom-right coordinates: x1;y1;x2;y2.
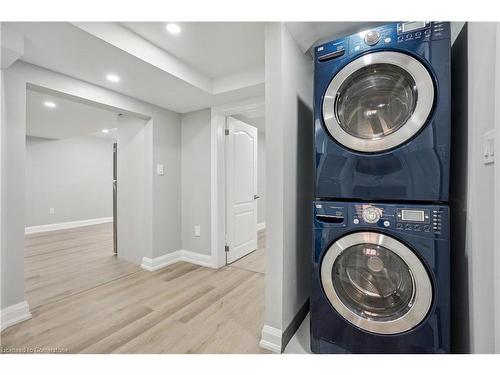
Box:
102;129;110;134
106;74;120;83
166;23;181;35
44;101;56;108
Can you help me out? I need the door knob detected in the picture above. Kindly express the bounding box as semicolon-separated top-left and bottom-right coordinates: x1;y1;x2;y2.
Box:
254;195;260;200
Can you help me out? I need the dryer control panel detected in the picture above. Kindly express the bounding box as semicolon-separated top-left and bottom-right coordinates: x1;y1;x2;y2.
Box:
315;21;450;63
314;201;449;238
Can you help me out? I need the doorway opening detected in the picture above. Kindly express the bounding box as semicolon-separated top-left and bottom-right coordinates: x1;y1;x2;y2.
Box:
211;97;266;273
23;87;146;309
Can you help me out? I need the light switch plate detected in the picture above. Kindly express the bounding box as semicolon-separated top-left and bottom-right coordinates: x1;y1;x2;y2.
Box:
194;225;201;237
156;164;165;176
483;130;495;165
49;207;55;214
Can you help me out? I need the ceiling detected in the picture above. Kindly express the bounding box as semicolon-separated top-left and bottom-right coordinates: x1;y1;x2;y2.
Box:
7;22;265;114
27;89;118;140
27;85;264;141
121;22;265;79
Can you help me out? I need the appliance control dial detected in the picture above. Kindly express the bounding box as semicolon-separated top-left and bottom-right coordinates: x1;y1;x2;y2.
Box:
364;30;380;46
362;206;381;223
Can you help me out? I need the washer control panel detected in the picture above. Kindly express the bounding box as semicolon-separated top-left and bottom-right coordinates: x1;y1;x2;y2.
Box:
314;201;449;238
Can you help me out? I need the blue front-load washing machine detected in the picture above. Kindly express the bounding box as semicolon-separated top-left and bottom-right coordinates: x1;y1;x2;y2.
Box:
314;22;450;202
310;201;450;353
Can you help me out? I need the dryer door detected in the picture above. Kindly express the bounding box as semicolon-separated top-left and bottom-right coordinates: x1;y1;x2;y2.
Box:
321;231;432;334
322;51;434;153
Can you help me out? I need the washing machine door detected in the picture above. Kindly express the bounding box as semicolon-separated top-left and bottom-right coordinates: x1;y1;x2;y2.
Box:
322;51;434;153
321;231;432;334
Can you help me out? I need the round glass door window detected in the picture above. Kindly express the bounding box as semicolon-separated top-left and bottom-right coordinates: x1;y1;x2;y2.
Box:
332;243;414;321
336;64;417;140
321;232;432;334
322;51;434;153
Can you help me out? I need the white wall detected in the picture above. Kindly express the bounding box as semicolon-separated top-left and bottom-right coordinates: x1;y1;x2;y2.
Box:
263;23;285;341
2;62;28;312
262;23;314;352
25;135;114;227
280;23;314;343
257;131;266;225
1;61;182;313
116;115;151;264
464;22;498;354
181;109;212;255
152;108;182;259
0;61;5;317
494;23;500;355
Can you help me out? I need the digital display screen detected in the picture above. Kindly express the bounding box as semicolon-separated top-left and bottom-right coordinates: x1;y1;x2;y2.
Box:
401;210;425;222
402;22;427;33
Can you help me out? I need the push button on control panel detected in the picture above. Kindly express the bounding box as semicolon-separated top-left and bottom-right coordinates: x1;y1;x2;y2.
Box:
432;210;443;233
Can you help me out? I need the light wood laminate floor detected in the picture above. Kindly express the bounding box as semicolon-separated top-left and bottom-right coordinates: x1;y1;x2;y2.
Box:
0;224;268;354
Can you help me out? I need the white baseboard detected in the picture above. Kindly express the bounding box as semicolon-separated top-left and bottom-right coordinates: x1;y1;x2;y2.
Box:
260;324;283;353
180;250;214;268
257;222;266;231
0;301;32;331
141;251;181;271
141;250;214;272
25;217;113;234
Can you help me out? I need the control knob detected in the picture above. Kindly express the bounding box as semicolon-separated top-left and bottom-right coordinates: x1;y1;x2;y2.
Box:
364;30;380;46
362;206;381;223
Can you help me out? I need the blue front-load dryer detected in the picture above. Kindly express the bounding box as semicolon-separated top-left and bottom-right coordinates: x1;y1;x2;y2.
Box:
310;201;450;353
314;22;450;202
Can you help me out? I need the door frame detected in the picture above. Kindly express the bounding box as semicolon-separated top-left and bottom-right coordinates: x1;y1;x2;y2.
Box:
113;142;118;255
210;96;265;268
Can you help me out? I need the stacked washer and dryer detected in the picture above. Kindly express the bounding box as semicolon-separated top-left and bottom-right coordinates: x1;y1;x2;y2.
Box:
311;22;451;353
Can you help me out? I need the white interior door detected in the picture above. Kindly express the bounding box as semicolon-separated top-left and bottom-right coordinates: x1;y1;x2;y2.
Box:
226;117;258;264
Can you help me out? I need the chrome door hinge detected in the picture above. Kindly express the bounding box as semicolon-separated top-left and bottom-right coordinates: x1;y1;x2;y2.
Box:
225;129;229;135
225;245;229;252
